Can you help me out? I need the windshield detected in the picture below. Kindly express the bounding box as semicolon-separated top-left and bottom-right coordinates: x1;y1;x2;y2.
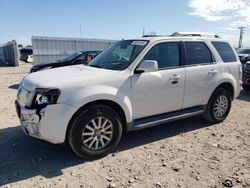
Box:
88;40;148;70
61;51;83;62
237;49;250;54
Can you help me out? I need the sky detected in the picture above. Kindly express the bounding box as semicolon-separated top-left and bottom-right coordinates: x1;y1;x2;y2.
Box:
0;0;250;47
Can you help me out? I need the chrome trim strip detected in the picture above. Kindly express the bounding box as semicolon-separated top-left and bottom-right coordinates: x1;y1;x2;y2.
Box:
133;110;204;130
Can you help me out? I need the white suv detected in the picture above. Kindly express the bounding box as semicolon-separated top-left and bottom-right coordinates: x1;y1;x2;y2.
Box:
15;32;242;159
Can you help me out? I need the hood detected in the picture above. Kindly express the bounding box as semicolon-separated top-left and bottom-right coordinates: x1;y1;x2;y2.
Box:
22;65;119;91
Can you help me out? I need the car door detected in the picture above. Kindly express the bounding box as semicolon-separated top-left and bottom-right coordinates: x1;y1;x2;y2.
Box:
131;42;185;119
182;41;220;109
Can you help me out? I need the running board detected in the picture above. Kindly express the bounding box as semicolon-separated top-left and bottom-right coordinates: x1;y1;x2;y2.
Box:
132;106;204;130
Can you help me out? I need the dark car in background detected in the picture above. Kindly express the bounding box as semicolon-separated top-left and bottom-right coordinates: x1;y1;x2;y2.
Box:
30;50;101;73
242;61;250;91
19;48;33;62
237;48;250;64
237;48;250;91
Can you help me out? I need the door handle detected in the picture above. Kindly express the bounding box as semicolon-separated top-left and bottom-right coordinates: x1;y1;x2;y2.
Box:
170;74;181;84
208;69;218;75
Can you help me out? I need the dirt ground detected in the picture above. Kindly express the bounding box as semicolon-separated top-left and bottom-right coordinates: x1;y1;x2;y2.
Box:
0;64;249;188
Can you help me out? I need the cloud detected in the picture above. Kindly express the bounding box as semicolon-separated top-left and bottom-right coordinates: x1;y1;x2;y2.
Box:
189;0;250;27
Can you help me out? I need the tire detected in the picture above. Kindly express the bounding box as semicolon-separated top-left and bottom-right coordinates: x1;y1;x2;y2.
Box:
203;88;232;123
242;84;250;91
68;104;123;160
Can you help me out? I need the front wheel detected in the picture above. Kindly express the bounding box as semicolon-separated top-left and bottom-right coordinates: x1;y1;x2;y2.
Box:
203;88;232;123
68;105;123;160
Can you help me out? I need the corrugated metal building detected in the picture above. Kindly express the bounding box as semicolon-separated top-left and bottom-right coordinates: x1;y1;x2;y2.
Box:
0;47;3;62
32;36;117;64
0;40;19;66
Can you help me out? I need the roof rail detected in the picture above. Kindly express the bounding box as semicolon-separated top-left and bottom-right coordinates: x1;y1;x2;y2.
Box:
171;32;220;38
142;34;164;37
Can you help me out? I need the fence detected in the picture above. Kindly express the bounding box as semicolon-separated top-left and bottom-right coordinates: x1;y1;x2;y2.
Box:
0;40;19;66
32;36;117;64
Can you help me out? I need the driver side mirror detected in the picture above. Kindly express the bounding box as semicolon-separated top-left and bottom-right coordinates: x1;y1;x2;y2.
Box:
135;60;158;74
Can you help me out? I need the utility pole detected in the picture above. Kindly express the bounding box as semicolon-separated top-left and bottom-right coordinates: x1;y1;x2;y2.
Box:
143;28;145;36
238;26;246;48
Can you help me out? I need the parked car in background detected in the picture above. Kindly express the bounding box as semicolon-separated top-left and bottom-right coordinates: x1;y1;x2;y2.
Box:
27;55;33;63
16;32;241;159
19;48;33;62
30;51;101;73
242;61;250;91
236;48;250;91
237;48;250;64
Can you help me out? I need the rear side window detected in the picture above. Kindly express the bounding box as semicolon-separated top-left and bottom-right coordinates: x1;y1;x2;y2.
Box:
185;42;214;65
212;41;237;62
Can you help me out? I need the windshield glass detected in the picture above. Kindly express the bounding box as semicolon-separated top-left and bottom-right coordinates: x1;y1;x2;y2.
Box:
237;49;250;54
88;40;148;70
61;51;83;62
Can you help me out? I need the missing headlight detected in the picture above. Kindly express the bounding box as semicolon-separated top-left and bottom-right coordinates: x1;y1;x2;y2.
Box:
32;88;61;108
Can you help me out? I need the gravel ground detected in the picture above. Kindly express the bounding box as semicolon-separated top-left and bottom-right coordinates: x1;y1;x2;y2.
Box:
0;64;249;188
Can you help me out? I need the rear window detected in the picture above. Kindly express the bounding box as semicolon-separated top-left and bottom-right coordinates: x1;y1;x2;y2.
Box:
20;49;33;54
212;41;237;63
185;42;214;65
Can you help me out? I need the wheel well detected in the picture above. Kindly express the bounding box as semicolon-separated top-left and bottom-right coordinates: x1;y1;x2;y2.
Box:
217;82;234;99
66;100;127;142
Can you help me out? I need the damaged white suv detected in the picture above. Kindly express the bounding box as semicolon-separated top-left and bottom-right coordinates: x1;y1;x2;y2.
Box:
16;32;242;159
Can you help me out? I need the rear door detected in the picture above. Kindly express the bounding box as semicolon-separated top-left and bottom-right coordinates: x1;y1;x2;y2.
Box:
182;41;220;108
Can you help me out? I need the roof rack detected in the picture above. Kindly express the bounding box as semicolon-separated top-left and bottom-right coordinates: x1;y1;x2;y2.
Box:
171;32;220;38
142;34;164;37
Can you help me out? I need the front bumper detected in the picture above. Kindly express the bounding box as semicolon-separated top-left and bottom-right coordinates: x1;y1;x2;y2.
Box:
15;101;77;144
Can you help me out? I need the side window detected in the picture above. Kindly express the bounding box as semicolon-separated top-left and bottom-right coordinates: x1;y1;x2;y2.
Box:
211;41;237;63
185;42;214;65
77;54;86;61
144;42;180;69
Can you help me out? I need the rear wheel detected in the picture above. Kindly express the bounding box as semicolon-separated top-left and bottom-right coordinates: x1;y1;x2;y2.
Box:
68;104;123;160
203;88;231;123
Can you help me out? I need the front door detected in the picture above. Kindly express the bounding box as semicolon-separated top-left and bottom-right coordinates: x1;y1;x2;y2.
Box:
131;42;185;119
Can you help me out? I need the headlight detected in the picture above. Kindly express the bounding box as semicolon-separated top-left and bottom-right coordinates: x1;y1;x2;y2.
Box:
32;88;61;108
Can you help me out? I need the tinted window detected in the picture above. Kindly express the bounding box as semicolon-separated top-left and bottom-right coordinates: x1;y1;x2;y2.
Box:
144;42;180;69
62;51;83;62
76;54;86;61
20;49;32;54
212;41;237;62
185;42;213;65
